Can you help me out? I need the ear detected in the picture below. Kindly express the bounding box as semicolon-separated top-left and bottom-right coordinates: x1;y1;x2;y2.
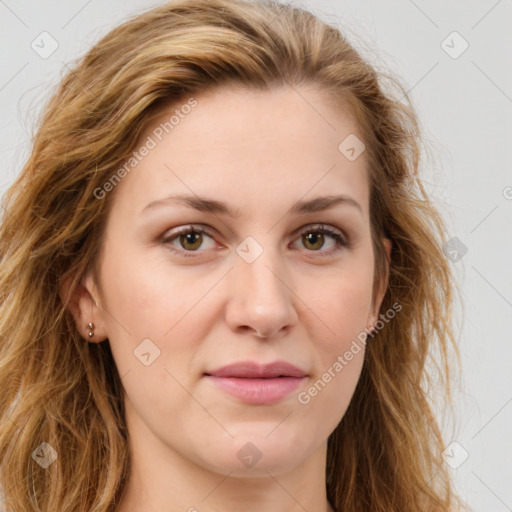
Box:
367;237;392;332
59;271;108;344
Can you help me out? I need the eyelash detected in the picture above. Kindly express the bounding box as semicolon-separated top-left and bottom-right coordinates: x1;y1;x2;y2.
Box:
159;223;351;259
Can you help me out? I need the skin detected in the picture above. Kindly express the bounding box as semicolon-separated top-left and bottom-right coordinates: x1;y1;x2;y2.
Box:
66;84;391;512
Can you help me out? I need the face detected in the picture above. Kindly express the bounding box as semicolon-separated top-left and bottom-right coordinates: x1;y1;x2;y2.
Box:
72;84;390;477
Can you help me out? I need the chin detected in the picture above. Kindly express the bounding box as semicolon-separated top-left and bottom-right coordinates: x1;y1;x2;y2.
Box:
192;429;312;476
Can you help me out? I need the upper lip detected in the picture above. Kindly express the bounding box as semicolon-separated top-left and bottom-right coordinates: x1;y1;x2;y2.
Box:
205;360;307;378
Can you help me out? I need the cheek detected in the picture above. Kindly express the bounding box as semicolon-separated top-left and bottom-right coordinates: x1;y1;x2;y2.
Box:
297;277;370;427
98;260;206;427
302;265;374;347
296;263;372;417
298;346;364;439
98;247;218;386
100;243;207;336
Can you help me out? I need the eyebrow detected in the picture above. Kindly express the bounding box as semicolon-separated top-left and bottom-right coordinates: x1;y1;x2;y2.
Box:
141;193;363;217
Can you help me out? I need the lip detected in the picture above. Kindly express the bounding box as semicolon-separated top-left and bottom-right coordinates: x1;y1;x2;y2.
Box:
204;360;307;405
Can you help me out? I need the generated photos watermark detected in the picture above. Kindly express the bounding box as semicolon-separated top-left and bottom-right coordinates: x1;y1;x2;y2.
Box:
93;97;198;200
297;301;402;405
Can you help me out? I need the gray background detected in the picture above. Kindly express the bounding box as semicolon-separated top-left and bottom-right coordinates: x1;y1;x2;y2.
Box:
1;1;511;510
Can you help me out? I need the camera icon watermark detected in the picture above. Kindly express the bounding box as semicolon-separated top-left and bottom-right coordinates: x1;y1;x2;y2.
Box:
338;133;366;162
133;338;161;366
442;441;469;469
441;31;469;59
32;442;58;469
236;236;264;264
443;236;468;263
236;442;263;468
31;31;59;59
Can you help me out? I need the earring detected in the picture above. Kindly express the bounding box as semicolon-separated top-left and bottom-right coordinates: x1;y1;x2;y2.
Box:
87;322;95;339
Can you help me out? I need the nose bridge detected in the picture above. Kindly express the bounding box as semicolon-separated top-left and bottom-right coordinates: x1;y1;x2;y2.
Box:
236;238;288;300
226;237;297;336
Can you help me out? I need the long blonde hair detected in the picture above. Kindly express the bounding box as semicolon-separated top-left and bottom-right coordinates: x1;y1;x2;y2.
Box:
0;0;467;510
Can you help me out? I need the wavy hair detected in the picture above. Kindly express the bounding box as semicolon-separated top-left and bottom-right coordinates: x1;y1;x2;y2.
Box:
0;0;468;510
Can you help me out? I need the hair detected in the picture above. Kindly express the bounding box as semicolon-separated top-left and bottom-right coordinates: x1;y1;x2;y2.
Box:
0;0;468;510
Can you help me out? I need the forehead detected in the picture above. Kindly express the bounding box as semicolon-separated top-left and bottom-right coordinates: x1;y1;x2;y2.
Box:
110;84;370;221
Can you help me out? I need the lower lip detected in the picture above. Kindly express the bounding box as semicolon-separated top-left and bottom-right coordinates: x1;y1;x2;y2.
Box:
204;375;305;404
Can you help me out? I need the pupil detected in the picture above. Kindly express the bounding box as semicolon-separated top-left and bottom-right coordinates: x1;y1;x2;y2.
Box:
305;232;323;249
183;232;201;249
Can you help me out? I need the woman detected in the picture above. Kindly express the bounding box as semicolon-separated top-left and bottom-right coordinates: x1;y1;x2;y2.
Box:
0;0;468;510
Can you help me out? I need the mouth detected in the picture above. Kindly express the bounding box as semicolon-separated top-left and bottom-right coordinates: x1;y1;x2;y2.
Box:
203;360;307;405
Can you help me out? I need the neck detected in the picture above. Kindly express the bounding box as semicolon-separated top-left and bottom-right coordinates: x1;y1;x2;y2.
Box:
117;418;334;512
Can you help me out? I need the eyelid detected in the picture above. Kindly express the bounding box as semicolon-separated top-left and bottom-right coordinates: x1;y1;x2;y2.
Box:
158;224;219;257
160;222;350;258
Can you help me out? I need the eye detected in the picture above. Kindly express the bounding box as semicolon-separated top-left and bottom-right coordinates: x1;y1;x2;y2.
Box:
159;223;350;258
291;224;350;256
159;224;217;258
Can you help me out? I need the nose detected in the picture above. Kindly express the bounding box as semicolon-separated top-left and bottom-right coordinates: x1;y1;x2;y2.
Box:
224;246;298;339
